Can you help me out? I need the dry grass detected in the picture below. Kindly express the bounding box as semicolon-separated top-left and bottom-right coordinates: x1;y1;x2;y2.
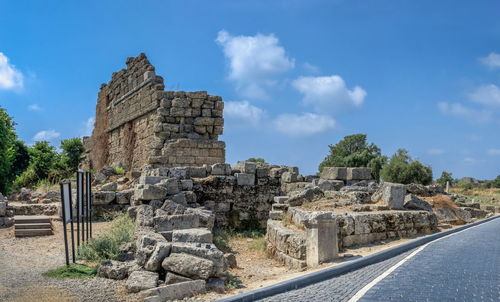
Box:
449;187;500;205
421;194;458;209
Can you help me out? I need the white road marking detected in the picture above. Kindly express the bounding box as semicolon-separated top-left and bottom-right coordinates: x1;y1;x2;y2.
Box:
347;217;499;302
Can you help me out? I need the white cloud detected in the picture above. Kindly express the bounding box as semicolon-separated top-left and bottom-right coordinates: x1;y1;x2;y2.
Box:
83;117;95;136
273;113;336;136
463;157;485;164
33;129;60;141
28;104;42;111
427;148;445;155
468;84;500;108
0;52;23;90
487;148;500;156
303;62;320;74
479;52;500;69
292;75;366;113
438;102;492;123
225;101;265;126
216;30;295;99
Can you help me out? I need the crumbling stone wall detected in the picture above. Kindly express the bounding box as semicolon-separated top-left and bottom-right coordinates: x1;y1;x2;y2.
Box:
88;53;225;171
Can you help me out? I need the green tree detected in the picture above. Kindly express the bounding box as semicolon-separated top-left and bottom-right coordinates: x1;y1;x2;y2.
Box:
29;141;58;181
60;138;85;172
0;107;17;193
319;134;387;181
380;149;433;185
10;140;30;177
247;158;268;165
436;171;453;187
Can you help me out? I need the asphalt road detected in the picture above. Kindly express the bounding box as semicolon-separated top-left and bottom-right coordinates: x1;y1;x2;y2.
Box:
259;217;500;302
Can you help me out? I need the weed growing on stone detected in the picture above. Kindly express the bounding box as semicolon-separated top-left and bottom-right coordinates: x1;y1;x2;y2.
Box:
113;166;125;175
224;272;243;289
78;214;134;262
43;264;97;279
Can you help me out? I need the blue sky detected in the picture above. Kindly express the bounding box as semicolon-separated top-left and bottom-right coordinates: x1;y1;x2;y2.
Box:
1;0;499;179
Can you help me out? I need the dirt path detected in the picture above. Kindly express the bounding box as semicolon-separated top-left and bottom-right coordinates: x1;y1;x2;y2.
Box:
0;221;128;302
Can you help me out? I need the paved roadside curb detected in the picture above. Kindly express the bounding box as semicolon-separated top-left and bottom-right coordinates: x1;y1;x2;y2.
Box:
217;215;500;302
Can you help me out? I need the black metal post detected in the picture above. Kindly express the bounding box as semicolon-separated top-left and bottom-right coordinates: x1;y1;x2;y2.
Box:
81;173;86;243
68;182;76;263
76;172;81;248
86;172;90;241
60;183;70;266
88;172;93;239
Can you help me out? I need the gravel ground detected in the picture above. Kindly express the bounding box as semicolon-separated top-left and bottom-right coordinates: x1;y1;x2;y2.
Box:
0;220;132;302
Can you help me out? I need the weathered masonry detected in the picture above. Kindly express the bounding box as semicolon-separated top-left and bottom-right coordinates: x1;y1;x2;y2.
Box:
88;53;225;171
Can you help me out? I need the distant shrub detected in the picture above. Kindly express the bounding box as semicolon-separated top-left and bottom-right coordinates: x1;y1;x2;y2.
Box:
247;158;268;165
380;149;433;185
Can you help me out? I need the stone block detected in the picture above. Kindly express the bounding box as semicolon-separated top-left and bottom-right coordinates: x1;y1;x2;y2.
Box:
125;270;159;293
98;260;129;280
154;214;200;232
116;189;133;205
320;167;347;180
101;182;118;191
139;176;166;185
273;196;289;203
372;183;406;210
269;210;284;220
235;173;255;186
172;228;213;243
281;172;298;183
145;242;172;272
159;178;180;195
317;179;344;191
135;185;168;201
0;202;6;216
306;219;338;267
165;272;192;285
93;191;116;205
162;253;215;279
143;280;206;302
256;166;270;178
347;168;372;180
236;161;257;174
404;194;432;211
180;179;193;191
211;163;232;175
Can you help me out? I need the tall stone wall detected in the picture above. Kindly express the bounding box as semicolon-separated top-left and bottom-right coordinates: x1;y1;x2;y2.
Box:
89;53;225;171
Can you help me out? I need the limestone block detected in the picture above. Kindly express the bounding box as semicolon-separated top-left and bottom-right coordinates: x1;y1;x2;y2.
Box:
135;185;168;201
145;242;172;272
281;172;298;183
236;161;257;174
371;183;407;210
172;228;213;243
98;260;129;280
153;214;200;232
116;189;134;205
211;163;231;175
101;182;118;191
0;202;6;216
269;210;284;220
403;194;432;211
273;196;289;203
139;176;166;185
347;168;372;180
187;167;207;178
317;179;344;191
256;166;270;178
306;219;338;267
180;179;193;191
93;191;116;205
143;280;206;302
159;178;180;195
125;270;159;293
162;253;215;279
235;173;255;186
165;272;192;285
320;167;347;180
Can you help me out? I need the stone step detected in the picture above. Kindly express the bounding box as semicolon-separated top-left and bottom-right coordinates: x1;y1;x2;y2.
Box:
15;228;53;237
273;196;289;204
272;203;288;211
15;222;52;230
269;210;284;221
14;215;51;224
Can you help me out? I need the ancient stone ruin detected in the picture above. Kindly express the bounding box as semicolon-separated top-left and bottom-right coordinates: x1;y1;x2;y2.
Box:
3;53;494;301
87;53;225;172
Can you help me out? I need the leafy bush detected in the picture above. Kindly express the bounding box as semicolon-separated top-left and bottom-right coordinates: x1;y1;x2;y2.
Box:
78;214;135;262
60;138;85;173
319;134;387;181
0;107;18;194
113;166;125;175
247;158;268;164
380;149;433;185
